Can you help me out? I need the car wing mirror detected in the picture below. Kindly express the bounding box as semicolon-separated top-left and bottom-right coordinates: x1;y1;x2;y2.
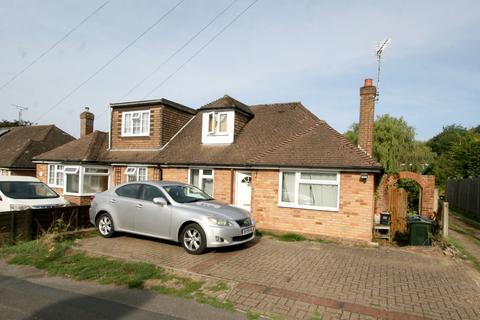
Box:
153;197;168;206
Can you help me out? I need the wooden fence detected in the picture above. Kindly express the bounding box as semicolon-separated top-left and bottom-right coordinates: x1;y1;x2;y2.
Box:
0;205;92;245
446;177;480;221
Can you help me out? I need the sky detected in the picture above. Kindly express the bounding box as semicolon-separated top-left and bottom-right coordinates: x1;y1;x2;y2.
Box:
0;0;479;140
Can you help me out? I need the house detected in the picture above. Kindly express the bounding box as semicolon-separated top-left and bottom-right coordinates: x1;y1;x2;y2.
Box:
34;79;383;242
0;125;75;177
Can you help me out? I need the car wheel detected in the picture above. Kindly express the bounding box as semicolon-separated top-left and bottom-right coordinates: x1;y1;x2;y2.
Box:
96;213;115;238
181;223;207;255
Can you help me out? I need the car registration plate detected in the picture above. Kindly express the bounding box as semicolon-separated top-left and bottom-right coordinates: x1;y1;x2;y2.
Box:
242;226;255;235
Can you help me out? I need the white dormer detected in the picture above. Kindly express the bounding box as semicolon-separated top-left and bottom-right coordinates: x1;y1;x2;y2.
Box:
201;110;235;144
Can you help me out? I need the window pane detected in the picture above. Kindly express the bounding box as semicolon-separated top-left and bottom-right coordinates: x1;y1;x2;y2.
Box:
141;112;149;134
85;168;109;174
300;172;336;181
281;172;295;203
208;113;215;133
140;185;165;202
132;117;140;134
299;183;338;208
48;165;55;185
202;178;213;196
190;169;199;187
202;169;212;176
218;114;227;132
115;184;142;199
127;174;137;182
66;174;79;193
83;175;108;194
138;167;147;181
124;114;132;134
56;171;64;186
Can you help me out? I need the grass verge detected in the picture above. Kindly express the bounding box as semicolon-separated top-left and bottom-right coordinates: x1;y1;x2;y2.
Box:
447;236;480;272
0;236;234;310
256;229;330;243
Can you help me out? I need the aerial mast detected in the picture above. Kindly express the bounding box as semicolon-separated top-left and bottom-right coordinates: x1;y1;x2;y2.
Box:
375;38;391;101
11;104;28;124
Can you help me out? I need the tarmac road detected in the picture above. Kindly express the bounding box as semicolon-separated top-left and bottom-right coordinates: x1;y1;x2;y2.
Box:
0;261;245;320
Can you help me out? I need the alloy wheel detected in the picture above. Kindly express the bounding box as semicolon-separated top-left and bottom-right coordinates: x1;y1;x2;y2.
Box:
183;228;201;251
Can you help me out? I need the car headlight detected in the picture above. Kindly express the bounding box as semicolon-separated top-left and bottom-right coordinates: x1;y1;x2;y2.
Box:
208;216;234;227
10;204;31;211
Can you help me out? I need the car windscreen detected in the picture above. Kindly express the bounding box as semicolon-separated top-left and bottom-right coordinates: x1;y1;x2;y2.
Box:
0;181;59;199
163;185;214;203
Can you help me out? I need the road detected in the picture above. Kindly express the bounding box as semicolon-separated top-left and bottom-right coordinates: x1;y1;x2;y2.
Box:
0;261;245;320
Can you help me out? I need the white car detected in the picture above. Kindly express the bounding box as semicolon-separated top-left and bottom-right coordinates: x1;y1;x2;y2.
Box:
0;176;69;212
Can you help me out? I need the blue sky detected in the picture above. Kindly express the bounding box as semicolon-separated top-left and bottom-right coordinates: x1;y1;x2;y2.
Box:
1;0;479;140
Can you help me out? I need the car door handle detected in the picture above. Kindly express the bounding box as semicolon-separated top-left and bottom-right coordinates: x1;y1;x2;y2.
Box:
109;199;116;203
135;204;143;208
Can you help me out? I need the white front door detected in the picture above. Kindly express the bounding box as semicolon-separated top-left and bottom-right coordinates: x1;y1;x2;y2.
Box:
235;171;252;212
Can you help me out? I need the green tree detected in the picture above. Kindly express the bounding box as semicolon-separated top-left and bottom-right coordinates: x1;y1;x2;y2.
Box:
344;115;434;174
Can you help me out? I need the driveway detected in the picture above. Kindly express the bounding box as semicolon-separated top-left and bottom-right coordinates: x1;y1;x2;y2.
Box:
77;235;480;320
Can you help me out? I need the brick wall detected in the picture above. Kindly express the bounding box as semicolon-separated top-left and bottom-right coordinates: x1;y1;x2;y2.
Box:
358;80;376;156
111;105;162;149
213;169;233;203
162;168;188;182
112;166;160;185
251;170;375;242
161;106;194;145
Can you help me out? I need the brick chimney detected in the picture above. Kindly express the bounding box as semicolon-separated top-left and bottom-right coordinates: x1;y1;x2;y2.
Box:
358;79;377;156
80;107;94;138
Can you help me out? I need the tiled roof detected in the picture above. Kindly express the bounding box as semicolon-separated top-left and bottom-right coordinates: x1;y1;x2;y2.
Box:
0;125;74;169
155;102;382;170
198;95;254;117
35;97;382;171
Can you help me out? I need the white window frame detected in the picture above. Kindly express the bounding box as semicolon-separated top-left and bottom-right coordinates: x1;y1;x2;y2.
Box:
188;168;214;196
48;164;64;187
125;166;148;182
64;165;111;196
207;112;229;135
278;171;340;212
121;110;150;137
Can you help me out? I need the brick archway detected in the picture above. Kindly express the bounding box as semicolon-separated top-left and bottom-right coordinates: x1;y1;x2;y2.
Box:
377;172;436;217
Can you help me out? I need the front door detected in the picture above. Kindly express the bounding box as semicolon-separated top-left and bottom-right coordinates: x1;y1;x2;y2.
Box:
235;171;252;212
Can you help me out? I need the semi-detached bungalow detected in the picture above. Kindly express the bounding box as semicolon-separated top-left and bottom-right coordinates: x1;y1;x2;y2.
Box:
33;79;383;242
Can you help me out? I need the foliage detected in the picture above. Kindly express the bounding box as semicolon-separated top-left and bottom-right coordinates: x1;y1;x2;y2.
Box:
344;115;434;174
396;179;421;214
426;125;480;187
0;119;34;127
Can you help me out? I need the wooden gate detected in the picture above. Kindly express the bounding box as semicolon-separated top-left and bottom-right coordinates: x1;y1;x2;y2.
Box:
389;187;408;236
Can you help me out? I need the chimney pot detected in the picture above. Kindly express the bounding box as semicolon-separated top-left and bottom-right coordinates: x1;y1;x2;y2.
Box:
364;78;373;87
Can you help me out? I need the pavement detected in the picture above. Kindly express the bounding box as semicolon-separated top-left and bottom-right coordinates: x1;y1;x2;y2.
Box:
0;260;245;320
76;234;480;320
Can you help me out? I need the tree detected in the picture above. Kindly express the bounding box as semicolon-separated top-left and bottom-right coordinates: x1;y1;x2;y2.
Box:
426;124;467;156
344;115;434;174
0;119;34;128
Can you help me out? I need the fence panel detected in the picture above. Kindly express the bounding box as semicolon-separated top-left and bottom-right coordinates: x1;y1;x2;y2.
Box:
0;205;92;245
446;177;480;220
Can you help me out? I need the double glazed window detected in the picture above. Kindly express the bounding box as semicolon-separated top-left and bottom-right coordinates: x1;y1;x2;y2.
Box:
64;166;110;195
207;112;228;135
122;111;150;136
125;167;147;182
189;169;213;196
280;171;339;211
48;164;64;187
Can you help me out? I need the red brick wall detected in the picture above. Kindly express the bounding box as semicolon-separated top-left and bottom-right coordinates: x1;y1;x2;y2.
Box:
358;82;376;156
251;170;375;242
162;168;188;182
213;169;233;203
111;106;162;150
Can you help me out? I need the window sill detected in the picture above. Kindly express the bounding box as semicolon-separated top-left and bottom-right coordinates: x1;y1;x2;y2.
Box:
121;134;150;138
278;203;339;212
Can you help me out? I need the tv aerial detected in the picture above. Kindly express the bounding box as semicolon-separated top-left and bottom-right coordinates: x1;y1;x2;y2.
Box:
375;38;391;101
11;104;28;124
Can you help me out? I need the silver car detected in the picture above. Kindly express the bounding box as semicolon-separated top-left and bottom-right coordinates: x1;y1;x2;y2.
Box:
89;181;255;254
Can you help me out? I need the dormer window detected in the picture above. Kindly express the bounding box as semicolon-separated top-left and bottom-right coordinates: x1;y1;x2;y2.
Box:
122;111;150;136
207;112;228;135
202;110;234;144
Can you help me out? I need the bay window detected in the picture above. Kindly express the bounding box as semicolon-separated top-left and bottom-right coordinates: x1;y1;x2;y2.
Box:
189;169;214;196
125;167;147;182
279;171;339;211
64;166;110;195
48;164;64;187
122;110;150;136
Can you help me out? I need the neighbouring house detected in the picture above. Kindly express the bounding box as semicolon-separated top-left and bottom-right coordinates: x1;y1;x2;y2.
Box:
0;125;75;177
34;79;383;242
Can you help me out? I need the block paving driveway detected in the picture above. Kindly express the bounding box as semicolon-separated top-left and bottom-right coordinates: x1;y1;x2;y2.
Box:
77;235;480;320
